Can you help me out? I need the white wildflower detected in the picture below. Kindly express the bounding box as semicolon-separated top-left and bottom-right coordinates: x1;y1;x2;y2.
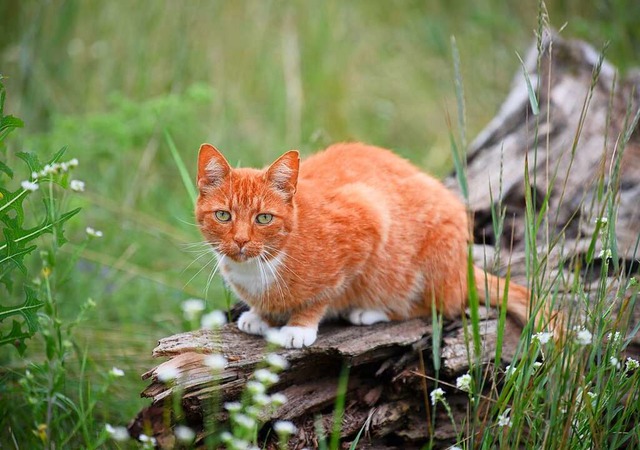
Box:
254;368;279;385
595;217;608;226
598;248;612;261
156;365;179;382
41;164;56;176
574;327;592;345
174;425;195;443
504;364;515;379
455;373;472;393
610;357;621;370
85;227;103;238
265;353;289;371
21;180;39;192
270;393;287;406
223;401;242;412
230;438;250;450
201;310;227;329
233;413;256;430
139;433;157;445
68;158;79;167
532;361;543;370
109;367;125;377
31;171;39;179
69;179;85;192
181;298;205;320
273;420;297;435
220;431;233;442
245;405;260;417
497;410;512;428
607;331;623;345
586;391;598;407
204;354;227;370
625;357;639;372
430;387;446;406
533;331;553;345
252;393;272;406
448;447;463;450
105;423;129;441
265;329;286;346
246;380;266;395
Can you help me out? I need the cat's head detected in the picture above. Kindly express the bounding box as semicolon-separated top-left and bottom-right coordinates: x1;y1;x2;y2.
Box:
195;144;299;262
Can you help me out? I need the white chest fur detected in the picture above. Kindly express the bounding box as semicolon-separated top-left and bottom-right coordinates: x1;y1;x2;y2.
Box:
219;252;284;298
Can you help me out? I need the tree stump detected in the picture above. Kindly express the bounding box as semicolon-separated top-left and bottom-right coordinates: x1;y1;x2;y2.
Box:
129;32;639;449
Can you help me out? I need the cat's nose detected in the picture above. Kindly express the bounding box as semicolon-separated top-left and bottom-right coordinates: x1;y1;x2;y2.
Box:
234;237;249;248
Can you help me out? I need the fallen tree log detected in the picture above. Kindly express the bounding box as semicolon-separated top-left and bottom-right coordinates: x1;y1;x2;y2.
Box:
129;31;640;449
129;307;521;449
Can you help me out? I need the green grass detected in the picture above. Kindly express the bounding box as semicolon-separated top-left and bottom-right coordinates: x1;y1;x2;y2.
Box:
1;0;639;448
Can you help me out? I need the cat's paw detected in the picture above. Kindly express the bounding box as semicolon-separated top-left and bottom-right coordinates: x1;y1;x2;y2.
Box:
268;326;317;348
347;309;390;326
237;310;270;336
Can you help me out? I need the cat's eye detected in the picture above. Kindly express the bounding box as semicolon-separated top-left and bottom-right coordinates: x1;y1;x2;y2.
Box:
214;210;232;222
256;213;273;224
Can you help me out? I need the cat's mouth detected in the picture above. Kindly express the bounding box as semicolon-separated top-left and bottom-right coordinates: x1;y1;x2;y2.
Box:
222;248;260;263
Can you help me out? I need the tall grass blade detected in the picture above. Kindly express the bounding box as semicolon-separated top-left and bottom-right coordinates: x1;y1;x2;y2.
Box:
329;364;350;450
516;51;539;116
165;129;198;207
451;36;467;150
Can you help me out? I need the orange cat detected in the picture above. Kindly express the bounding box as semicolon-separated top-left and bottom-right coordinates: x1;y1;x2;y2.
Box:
196;142;534;348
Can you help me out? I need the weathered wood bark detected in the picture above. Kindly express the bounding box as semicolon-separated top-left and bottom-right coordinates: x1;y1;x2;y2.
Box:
129;32;639;449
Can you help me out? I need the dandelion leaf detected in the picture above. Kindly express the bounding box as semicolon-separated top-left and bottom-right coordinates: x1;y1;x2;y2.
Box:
0;287;43;355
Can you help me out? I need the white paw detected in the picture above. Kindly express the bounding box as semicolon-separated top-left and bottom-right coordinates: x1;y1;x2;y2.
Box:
269;326;317;348
237;310;270;336
347;309;390;326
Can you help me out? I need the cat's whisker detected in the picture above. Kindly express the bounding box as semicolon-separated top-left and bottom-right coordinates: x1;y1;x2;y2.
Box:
262;247;303;282
204;254;225;299
263;253;290;300
180;241;219;254
176;217;201;227
262;245;302;269
182;247;217;274
181;240;213;249
183;252;218;288
265;251;290;294
261;254;288;309
255;254;271;308
264;245;304;265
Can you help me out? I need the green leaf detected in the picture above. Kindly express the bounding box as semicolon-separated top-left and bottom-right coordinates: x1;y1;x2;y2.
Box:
0;287;44;355
0;114;24;132
0;160;13;178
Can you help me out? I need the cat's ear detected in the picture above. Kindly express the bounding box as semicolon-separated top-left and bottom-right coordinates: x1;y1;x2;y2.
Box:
197;144;231;190
266;150;299;200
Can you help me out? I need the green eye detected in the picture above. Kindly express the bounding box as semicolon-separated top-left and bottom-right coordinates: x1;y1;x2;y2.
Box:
215;210;232;222
256;213;273;224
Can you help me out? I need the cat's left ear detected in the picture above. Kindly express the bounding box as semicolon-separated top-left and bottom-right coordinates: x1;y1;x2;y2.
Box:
197;144;231;190
266;150;299;200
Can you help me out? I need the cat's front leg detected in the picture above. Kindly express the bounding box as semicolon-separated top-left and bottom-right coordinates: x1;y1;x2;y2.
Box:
237;308;272;336
269;303;326;349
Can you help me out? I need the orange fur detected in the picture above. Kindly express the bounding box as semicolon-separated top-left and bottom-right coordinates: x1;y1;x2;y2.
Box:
196;142;536;347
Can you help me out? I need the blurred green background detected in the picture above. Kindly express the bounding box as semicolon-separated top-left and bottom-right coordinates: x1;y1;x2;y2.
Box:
1;0;638;434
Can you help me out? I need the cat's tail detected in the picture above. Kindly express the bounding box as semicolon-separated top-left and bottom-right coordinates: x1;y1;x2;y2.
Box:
472;265;544;328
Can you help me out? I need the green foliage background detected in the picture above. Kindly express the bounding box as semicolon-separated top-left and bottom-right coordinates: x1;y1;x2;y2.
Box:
0;0;639;444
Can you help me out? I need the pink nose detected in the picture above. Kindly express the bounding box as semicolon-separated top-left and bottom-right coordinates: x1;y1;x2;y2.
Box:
234;237;249;248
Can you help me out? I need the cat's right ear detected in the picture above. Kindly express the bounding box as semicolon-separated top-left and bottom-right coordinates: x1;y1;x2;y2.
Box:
197;144;231;190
